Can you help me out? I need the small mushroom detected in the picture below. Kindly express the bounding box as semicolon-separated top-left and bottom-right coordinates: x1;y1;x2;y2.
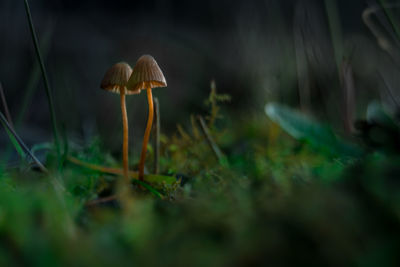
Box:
127;55;167;181
101;62;137;182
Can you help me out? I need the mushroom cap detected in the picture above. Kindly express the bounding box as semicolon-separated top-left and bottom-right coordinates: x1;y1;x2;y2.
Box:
127;55;167;92
100;62;139;95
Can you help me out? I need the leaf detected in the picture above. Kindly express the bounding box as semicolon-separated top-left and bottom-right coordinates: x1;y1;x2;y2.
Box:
265;103;363;157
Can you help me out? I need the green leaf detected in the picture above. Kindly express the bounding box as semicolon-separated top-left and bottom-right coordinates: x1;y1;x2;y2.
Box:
3;127;25;160
132;179;164;199
265;103;363;157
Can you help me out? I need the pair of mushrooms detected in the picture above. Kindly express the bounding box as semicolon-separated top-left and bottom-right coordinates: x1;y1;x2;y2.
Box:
100;55;166;182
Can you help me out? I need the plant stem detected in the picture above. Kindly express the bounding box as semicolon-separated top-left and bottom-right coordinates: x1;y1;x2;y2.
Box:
23;0;60;157
139;88;154;181
120;92;129;182
153;97;160;174
197;115;227;165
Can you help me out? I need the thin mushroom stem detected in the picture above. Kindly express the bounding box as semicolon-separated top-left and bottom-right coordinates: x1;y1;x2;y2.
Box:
153;97;160;174
139;88;154;181
120;91;129;182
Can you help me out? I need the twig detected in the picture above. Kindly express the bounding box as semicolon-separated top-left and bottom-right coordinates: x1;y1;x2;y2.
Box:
153;97;160;174
0;82;14;129
197;115;226;163
23;0;60;157
0;111;48;173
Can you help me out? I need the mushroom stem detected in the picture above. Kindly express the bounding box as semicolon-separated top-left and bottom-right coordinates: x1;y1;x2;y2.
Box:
139;88;154;181
120;91;129;182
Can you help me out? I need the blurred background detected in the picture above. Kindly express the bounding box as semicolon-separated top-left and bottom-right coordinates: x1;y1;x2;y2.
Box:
1;0;399;159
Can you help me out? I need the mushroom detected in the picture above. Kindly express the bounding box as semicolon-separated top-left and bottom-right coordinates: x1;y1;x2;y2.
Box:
100;62;138;182
127;55;167;181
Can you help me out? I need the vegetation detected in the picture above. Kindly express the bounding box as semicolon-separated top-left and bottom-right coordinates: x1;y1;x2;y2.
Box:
2;84;400;265
1;1;400;266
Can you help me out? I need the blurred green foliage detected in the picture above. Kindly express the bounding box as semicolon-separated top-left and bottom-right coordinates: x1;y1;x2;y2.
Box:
1;93;400;266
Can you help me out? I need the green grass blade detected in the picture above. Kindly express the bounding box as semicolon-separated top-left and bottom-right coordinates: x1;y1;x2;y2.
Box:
16;25;53;127
131;179;164;199
2;127;25;160
0;111;48;172
1;26;54;163
23;0;60;157
0;82;14;129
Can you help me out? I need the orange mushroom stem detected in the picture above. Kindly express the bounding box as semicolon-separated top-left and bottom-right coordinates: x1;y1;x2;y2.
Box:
127;55;167;182
100;62;136;183
120;91;129;180
139;88;154;181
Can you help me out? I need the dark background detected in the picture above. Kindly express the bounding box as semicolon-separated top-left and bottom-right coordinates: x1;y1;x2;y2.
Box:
1;0;398;158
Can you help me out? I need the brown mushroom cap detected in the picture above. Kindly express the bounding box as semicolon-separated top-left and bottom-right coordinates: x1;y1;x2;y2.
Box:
126;55;167;92
100;62;139;95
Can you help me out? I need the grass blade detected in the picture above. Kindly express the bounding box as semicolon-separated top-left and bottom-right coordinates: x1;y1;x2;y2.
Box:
132;180;163;199
0;111;48;173
1;26;54;163
0;82;14;129
23;0;60;157
2;127;25;160
16;25;54;127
